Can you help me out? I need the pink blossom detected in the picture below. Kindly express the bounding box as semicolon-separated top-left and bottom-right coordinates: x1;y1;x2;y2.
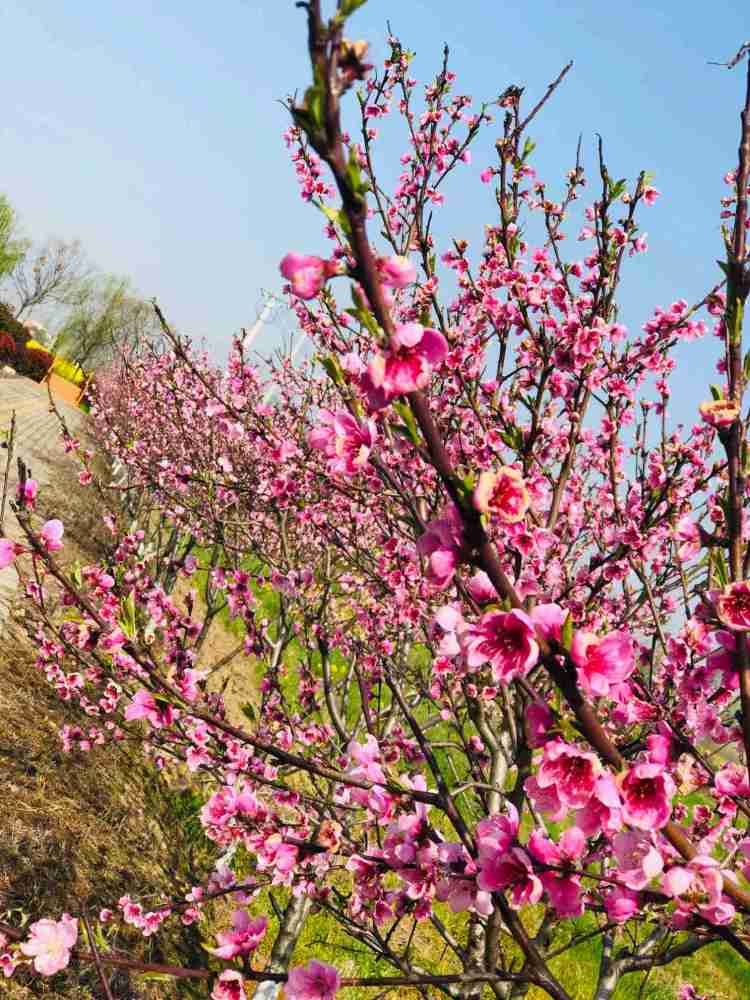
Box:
540;870;584;918
570;630;634;697
620;763;675;830
40;519;64;552
674;515;700;560
368;323;448;399
714;762;750;797
604;885;641;923
525;701;555;748
308;409;377;476
208;910;267;958
662;857;736;926
475;806;526;898
432;604;467;656
211;970;247;1000
0;538;19;569
473;467;530;523
174;668;205;703
716;581;750;630
379;254;417;289
0;951;19;978
124;689;175;729
536;740;601;810
706;630;739;690
20;914;77;975
286;960;340;1000
529;603;565;641
480;167;494;184
435;843;491;916
524;774;567;821
646;732;674;765
699;399;740;429
279;253;328;299
678;987;708;1000
416;505;465;590
347;734;385;788
642;186;660;205
476;803;520;862
466;571;497;603
612;831;664;889
576;773;622;836
16;478;38;505
528;826;585;866
477;846;543;908
662;865;694;897
464;609;539;682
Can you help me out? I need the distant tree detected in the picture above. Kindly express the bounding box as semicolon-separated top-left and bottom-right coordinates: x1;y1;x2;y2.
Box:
0;194;28;283
8;237;89;320
53;274;161;368
0;192;157;374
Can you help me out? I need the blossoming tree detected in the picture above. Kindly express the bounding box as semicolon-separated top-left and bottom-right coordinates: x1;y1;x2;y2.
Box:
2;6;750;1000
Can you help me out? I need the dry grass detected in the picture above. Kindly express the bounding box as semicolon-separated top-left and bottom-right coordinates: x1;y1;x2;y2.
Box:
3;431;749;1000
0;440;213;998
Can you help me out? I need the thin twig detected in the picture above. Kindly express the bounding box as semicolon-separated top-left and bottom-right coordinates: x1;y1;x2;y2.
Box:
81;911;115;1000
0;411;15;532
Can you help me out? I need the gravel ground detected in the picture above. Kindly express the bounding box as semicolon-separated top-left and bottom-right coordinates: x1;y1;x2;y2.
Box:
0;373;83;630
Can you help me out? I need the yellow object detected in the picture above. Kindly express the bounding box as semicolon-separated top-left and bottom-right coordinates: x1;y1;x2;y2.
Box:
24;340;86;386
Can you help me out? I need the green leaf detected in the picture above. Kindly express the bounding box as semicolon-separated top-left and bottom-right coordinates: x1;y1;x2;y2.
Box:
320;354;345;387
609;179;627;201
345;304;380;339
521;137;536;161
341;0;368;14
392;402;421;447
710;384;724;401
320;204;352;237
304;84;325;132
69;559;83;588
500;426;524;452
560;612;574;652
241;702;256;722
91;922;108;951
557;716;580;744
457;471;477;503
345;147;370;199
712;549;729;589
118;589;137;640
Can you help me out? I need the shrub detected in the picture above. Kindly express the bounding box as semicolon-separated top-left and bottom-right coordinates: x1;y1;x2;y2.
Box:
17;345;54;382
51;355;86;387
0;331;15;364
0;301;28;351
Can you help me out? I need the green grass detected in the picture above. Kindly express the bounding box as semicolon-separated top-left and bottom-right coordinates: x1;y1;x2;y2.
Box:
145;535;750;998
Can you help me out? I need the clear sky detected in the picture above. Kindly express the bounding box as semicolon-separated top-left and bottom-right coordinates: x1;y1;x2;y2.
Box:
0;0;748;392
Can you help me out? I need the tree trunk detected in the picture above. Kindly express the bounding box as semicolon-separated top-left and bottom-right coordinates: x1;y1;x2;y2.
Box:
592;932;619;1000
456;915;487;1000
254;894;313;1000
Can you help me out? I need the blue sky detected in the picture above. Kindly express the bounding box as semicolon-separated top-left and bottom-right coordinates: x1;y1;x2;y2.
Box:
0;0;748;398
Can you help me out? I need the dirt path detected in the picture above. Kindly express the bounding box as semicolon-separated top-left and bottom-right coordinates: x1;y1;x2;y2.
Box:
0;374;83;629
